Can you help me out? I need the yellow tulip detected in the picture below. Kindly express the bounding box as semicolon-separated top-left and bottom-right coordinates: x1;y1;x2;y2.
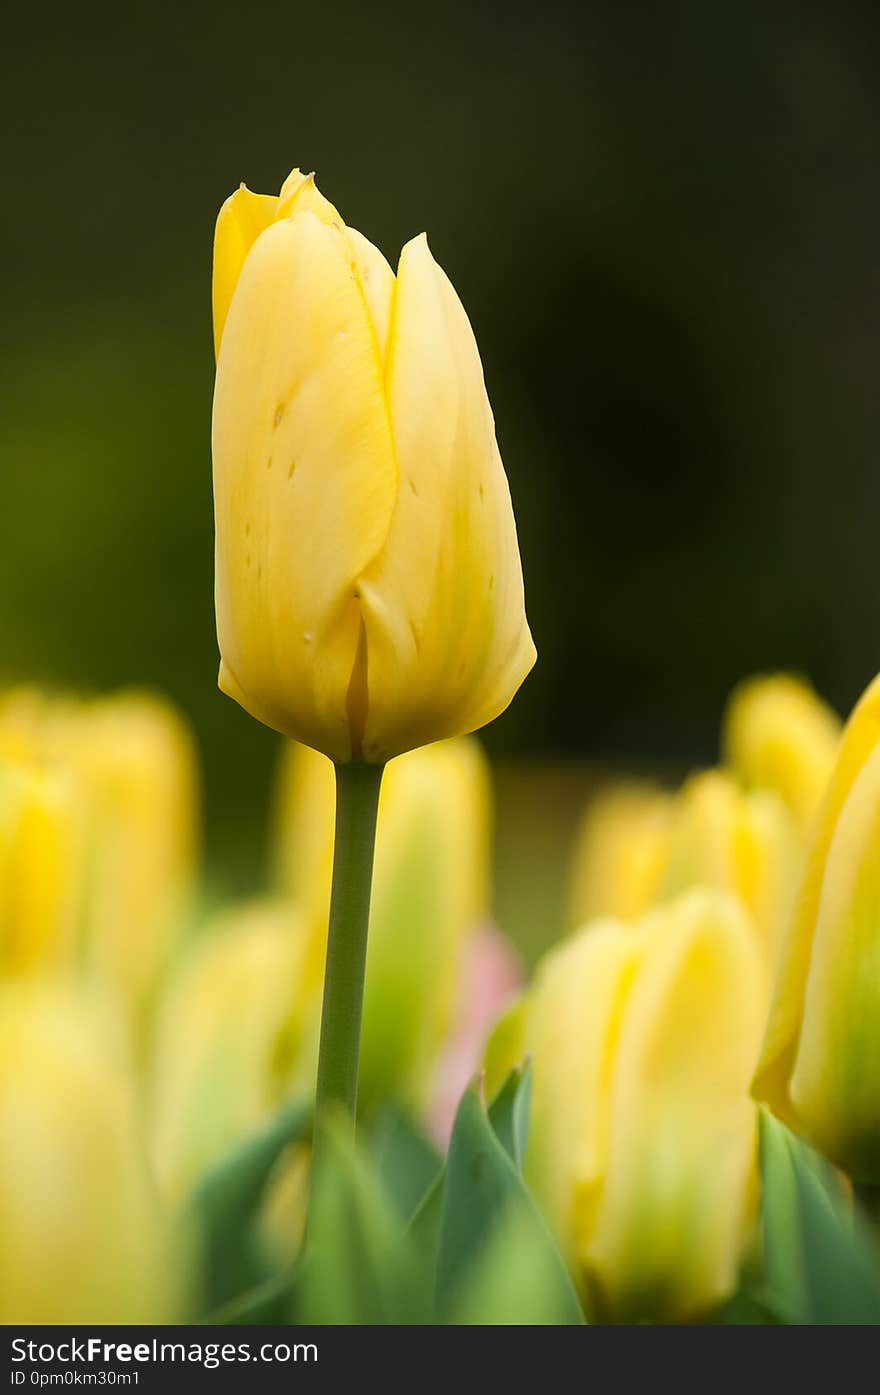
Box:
753;672;880;1181
660;769;798;960
723;673;840;832
0;687;199;1017
64;692;199;1012
150;899;311;1198
567;781;673;926
274;736;491;1109
0;982;176;1323
526;890;766;1323
0;759;84;976
212;169;535;764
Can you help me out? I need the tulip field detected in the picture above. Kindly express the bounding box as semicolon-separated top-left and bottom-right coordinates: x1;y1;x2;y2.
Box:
2;164;880;1334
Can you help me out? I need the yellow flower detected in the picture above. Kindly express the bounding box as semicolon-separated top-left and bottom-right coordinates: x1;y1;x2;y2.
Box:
568;769;797;962
526;890;766;1323
274;736;491;1109
0;687;199;1017
567;781;673;927
660;769;798;960
0;982;176;1323
63;692;199;1013
723;673;840;832
212;169;535;763
0;760;84;977
753;672;880;1181
150;899;311;1199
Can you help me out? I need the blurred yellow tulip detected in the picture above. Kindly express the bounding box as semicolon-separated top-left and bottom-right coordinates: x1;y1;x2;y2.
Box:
150;899;311;1198
753;672;880;1182
0;983;176;1323
526;890;766;1322
567;781;673;926
0;687;199;1019
568;768;797;963
0;759;84;976
274;736;491;1110
64;692;199;1013
660;769;798;960
723;673;840;832
212;168;535;764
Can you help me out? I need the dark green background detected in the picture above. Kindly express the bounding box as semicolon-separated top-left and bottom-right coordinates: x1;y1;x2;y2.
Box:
4;2;879;902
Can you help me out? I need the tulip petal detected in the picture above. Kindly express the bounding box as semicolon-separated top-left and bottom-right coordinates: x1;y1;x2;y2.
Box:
789;738;880;1177
357;234;536;762
568;782;673;927
213;211;397;760
525;922;643;1266
212;186;279;357
659;770;796;959
277;168;341;226
0;984;174;1322
344;226;396;359
753;673;880;1124
723;674;841;832
588;892;765;1321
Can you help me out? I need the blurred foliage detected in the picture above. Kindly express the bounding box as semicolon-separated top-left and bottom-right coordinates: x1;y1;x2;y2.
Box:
3;0;880;899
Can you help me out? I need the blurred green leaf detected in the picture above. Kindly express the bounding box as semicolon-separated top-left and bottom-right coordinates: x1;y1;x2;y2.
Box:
759;1111;880;1324
371;1106;442;1220
451;1205;586;1326
299;1118;431;1324
487;1060;532;1172
186;1096;311;1317
714;1284;781;1325
205;1270;298;1325
406;1065;532;1280
435;1083;584;1324
407;1169;445;1278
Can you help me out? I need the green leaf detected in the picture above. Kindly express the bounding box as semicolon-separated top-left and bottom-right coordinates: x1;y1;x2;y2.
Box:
487;1060;532;1172
714;1284;781;1325
204;1269;298;1325
407;1168;445;1278
435;1083;585;1324
299;1118;431;1324
185;1096;311;1317
370;1105;442;1220
759;1110;880;1324
405;1063;531;1276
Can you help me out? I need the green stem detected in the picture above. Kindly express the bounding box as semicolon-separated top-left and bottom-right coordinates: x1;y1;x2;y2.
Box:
313;760;384;1133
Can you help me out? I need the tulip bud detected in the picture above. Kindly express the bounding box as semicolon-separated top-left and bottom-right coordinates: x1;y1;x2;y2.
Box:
660;770;798;960
274;736;492;1111
0;760;84;976
150;899;310;1198
567;781;673;926
64;692;199;1014
0;983;175;1322
526;890;766;1322
753;672;880;1182
1;687;199;1019
723;673;840;832
212;168;535;763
